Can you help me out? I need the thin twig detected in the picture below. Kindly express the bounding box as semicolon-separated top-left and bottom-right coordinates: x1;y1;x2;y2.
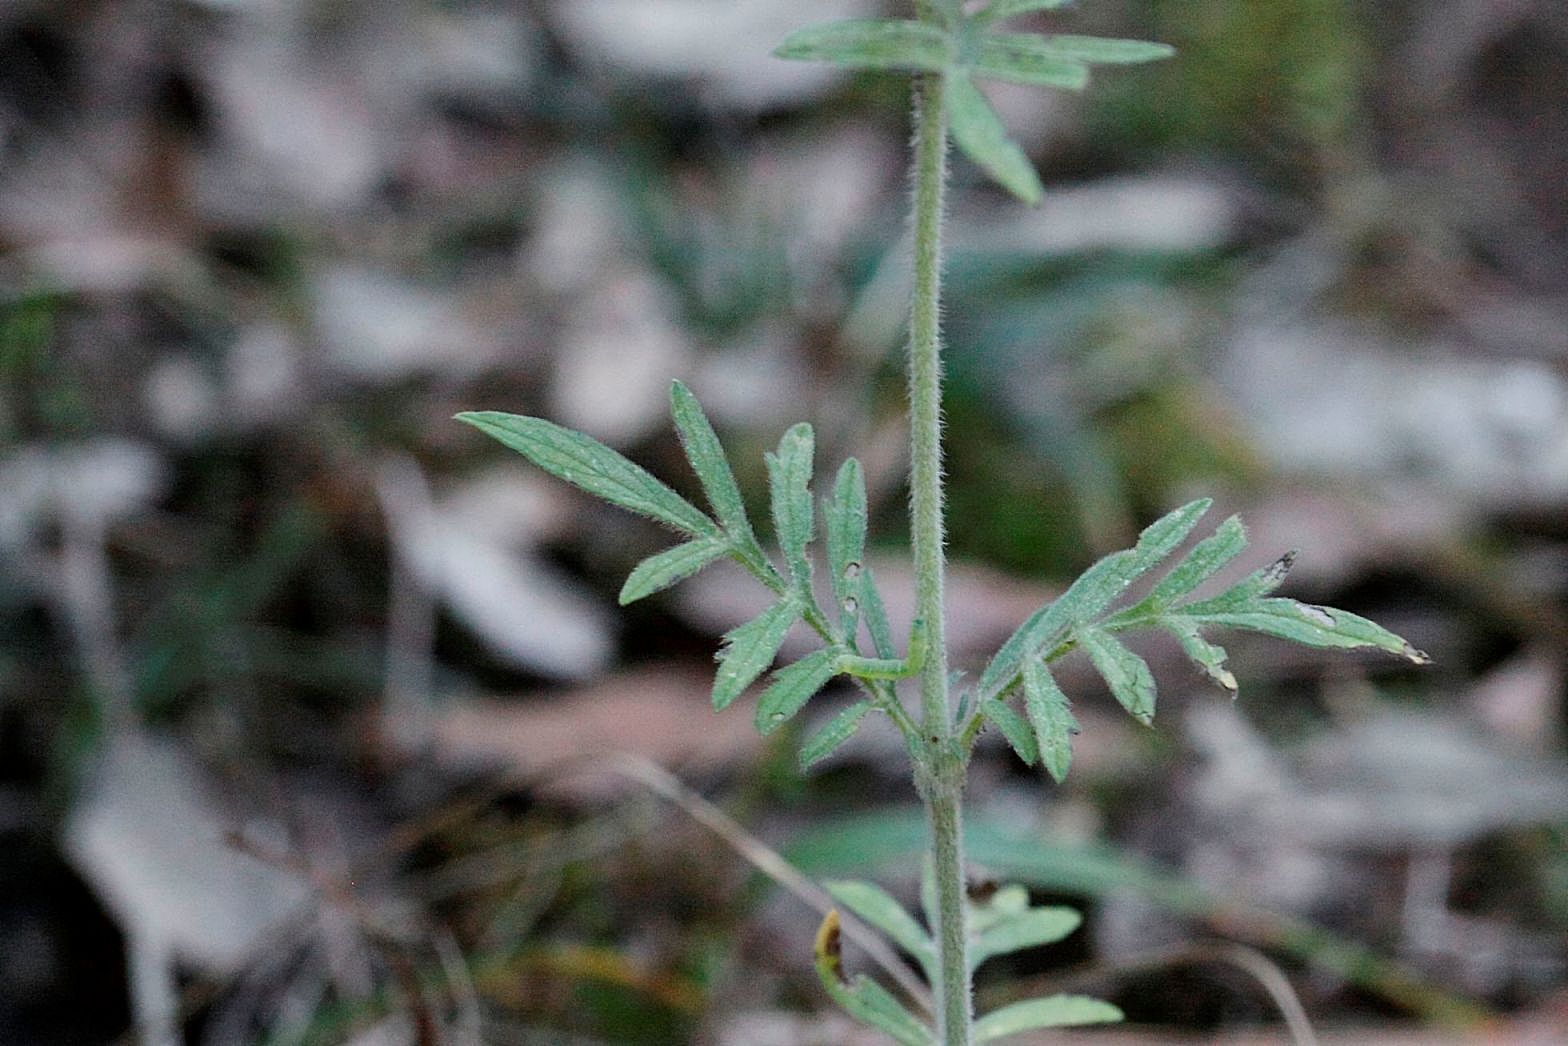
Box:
992;939;1320;1046
571;753;935;1015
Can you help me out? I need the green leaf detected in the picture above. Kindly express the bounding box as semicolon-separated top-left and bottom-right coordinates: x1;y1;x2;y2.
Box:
979;499;1211;698
1183;551;1295;612
974;36;1088;89
1166;618;1236;695
1146;514;1247;607
981;698;1038;766
971;906;1081;971
1077;629;1156;724
982;0;1071;21
859;565;897;660
1022;660;1078;784
1011;33;1175;65
824;458;868;633
800;700;875;770
618;536;729;605
814;912;935;1046
774;18;950;72
969;884;1030;934
975;995;1123;1040
1183;599;1430;664
946;75;1044;205
457;412;716;537
669;381;758;549
713;602;798;711
756;648;839;734
825;880;936;971
766;423;816;589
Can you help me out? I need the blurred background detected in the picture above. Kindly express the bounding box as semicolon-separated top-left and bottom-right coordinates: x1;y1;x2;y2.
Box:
2;0;1566;1042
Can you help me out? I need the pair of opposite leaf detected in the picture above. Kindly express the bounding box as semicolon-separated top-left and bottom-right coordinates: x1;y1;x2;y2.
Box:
774;0;1176;204
459;383;1427;788
813;879;1120;1044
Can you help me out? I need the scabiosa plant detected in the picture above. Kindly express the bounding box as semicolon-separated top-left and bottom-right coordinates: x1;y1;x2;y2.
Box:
459;2;1427;1042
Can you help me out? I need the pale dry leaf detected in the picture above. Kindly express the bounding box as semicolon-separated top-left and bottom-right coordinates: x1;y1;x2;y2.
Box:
435;667;760;798
554;0;879;108
63;734;308;975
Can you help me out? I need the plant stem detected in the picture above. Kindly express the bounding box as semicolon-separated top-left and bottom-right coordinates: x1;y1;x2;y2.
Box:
908;69;971;1044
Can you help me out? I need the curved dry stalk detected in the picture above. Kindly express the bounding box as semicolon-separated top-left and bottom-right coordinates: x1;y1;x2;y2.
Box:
572;752;935;1015
995;939;1320;1046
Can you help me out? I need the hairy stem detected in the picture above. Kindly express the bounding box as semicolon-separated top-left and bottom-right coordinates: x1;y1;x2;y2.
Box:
908;69;971;1044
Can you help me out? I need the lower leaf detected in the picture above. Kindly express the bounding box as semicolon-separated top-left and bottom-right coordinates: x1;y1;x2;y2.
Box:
975;994;1123;1040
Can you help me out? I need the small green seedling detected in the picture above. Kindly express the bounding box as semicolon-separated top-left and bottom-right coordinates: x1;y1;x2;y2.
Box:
459;2;1426;1042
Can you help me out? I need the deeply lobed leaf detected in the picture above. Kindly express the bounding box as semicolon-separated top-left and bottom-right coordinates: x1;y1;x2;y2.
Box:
774;18;950;73
713;601;798;711
618;536;729;605
456;412;715;537
979;499;1212;699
